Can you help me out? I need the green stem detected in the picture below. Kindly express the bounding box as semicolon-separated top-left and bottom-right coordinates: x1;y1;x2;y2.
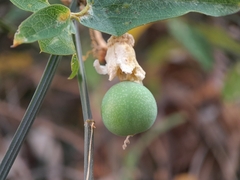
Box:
73;21;94;180
71;0;95;178
0;55;61;180
74;27;92;120
71;3;90;20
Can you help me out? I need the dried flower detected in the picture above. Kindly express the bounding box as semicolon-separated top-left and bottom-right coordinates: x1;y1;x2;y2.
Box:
93;33;145;83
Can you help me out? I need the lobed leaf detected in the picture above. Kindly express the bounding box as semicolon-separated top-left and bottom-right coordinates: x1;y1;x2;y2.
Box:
12;4;71;47
80;0;240;36
10;0;50;12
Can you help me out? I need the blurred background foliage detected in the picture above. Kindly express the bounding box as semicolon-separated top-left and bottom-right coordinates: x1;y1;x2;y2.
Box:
1;0;240;180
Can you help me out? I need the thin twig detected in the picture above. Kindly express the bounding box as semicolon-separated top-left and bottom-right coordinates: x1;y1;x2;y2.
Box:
70;0;95;179
73;17;95;180
85;120;95;180
89;29;107;62
0;101;84;154
0;55;61;180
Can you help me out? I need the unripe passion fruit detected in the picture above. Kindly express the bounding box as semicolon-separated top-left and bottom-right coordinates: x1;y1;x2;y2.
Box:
101;81;157;136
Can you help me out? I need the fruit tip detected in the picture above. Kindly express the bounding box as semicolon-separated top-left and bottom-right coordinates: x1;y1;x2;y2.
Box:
122;135;133;150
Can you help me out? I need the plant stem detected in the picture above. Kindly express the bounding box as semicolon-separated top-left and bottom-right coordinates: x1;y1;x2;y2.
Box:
73;21;94;180
0;55;61;180
71;3;90;20
71;0;95;178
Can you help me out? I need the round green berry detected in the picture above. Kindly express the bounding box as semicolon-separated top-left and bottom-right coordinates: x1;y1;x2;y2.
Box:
101;81;157;136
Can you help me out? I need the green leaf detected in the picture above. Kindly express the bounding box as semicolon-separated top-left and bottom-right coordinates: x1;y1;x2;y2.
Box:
198;24;240;57
222;62;240;101
38;24;76;55
80;0;240;36
68;54;79;79
168;19;214;71
12;4;71;47
10;0;50;12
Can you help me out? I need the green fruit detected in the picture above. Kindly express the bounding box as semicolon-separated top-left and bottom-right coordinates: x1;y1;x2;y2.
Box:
101;81;157;136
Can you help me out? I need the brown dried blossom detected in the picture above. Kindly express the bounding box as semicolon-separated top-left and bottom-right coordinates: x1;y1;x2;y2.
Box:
93;33;145;83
